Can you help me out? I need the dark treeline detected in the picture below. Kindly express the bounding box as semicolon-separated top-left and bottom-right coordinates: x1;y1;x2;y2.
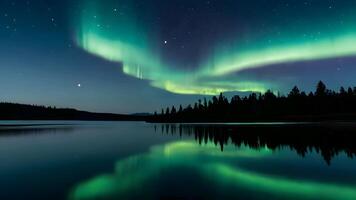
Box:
0;102;144;121
157;123;356;165
150;81;356;122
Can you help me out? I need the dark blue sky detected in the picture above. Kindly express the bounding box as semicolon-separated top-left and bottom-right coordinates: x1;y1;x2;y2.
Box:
1;0;356;113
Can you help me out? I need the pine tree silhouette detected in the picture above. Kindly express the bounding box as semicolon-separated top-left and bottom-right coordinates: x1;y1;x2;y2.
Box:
150;81;356;122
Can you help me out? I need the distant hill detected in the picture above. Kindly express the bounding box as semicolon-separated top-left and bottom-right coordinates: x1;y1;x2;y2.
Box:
0;102;145;121
130;113;152;117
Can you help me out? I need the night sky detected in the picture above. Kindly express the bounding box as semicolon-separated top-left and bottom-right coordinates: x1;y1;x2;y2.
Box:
1;0;356;113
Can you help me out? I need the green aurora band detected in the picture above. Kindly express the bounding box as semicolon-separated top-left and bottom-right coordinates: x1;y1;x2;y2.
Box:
74;0;356;95
69;141;356;200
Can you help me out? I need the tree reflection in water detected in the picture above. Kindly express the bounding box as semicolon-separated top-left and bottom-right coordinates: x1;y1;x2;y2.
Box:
157;123;356;165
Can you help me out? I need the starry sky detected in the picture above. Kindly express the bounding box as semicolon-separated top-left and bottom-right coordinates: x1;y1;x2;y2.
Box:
1;0;356;113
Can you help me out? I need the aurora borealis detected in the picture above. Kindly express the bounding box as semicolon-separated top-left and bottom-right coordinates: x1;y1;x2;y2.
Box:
74;0;356;95
3;0;356;112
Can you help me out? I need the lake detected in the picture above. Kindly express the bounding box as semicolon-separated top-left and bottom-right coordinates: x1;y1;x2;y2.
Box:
1;121;356;200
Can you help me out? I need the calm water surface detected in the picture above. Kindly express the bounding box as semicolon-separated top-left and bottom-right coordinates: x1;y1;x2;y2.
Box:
1;121;356;200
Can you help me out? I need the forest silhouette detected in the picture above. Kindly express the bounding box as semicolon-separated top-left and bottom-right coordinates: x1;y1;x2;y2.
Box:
150;81;356;122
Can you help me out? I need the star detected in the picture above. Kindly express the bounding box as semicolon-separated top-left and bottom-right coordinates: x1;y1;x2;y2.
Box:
164;40;167;44
77;83;81;87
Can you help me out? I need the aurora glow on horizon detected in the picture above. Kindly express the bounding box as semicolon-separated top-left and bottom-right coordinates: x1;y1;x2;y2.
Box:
74;0;356;95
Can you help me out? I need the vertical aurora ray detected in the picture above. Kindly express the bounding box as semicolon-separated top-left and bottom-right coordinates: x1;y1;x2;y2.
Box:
75;0;162;80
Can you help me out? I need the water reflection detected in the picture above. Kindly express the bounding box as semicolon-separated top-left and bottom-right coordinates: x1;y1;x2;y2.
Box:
70;123;356;200
69;140;356;200
0;125;75;136
156;123;356;165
